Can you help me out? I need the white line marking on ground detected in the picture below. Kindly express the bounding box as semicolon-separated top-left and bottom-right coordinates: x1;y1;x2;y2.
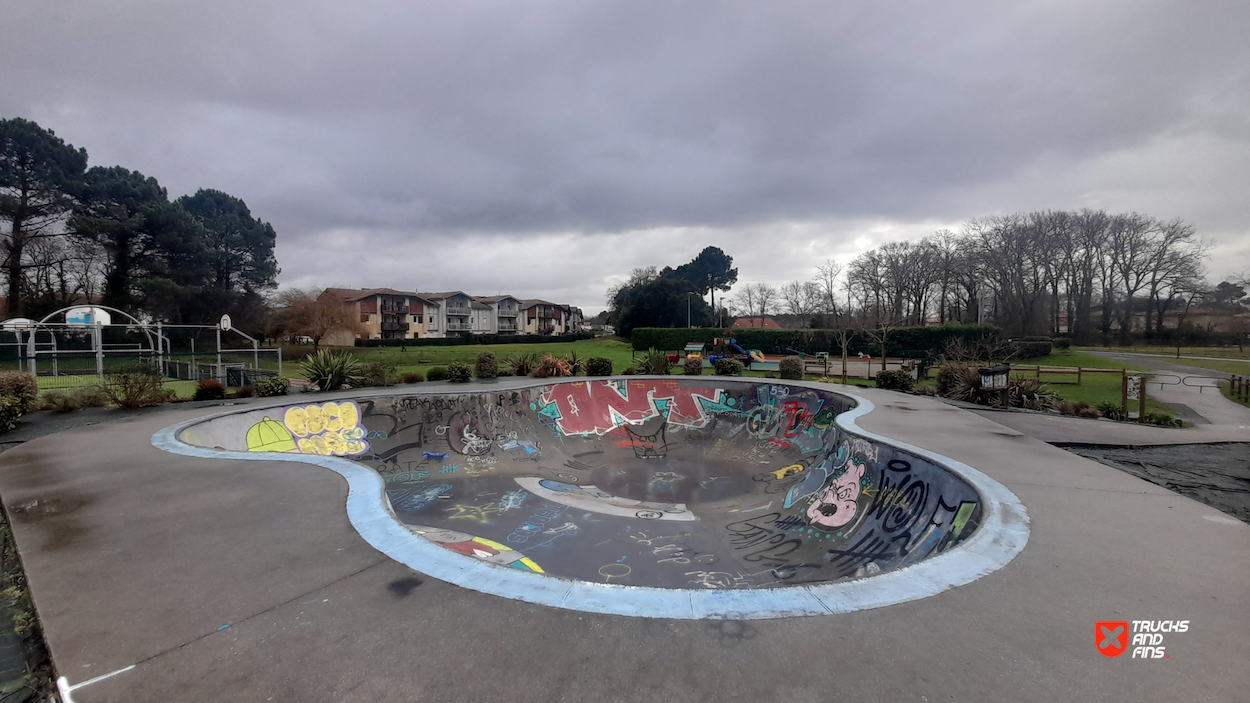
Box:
57;664;136;702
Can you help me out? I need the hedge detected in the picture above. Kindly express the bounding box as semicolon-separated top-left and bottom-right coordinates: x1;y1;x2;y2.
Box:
630;324;1001;357
356;332;593;347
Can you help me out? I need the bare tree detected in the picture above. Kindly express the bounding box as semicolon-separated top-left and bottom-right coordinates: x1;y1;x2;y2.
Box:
812;259;842;315
270;288;366;349
755;283;778;317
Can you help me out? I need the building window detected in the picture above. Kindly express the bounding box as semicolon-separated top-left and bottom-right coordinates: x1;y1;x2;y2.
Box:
360;313;370;323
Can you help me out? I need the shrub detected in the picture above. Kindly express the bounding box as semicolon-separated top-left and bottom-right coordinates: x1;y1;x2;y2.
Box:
73;385;109;408
475;352;498;379
301;349;366;392
426;366;449;382
1144;411;1181;427
234;386;255;398
622;367;637;376
194;379;227;401
562;352;584;376
935;364;1055;410
635;348;672;375
1054;337;1072;350
779;356;803;380
1077;407;1102;419
714;358;744;376
532;354;573;378
936;364;976;396
400;372;425;384
586;357;613;376
1058;400;1091;416
764;371;778;379
682;357;704;375
1009;378;1057;410
1008;338;1054;359
875;369;915;392
0;396;22;432
359;361;400;387
630;323;1002;356
504;353;538;377
0;372;38;413
446;361;472;383
1095;400;1127;421
497;368;514;377
255;376;291;397
41;390;81;413
104;362;169;408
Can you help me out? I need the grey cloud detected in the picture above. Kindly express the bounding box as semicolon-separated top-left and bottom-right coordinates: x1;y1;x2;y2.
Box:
3;0;1247;307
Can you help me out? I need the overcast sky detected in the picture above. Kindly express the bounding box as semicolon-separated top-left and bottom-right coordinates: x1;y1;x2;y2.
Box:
5;1;1248;312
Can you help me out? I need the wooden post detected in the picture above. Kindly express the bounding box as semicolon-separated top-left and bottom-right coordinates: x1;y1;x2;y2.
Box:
1139;374;1148;422
1121;369;1128;415
1079;366;1083;384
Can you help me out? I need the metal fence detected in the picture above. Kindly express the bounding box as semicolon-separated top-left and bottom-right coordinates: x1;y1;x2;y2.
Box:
0;321;282;392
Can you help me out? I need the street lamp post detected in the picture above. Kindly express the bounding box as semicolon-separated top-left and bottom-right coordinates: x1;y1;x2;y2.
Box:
687;292;692;328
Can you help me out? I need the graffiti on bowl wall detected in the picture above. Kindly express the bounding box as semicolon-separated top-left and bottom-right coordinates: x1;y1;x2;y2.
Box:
245;401;369;456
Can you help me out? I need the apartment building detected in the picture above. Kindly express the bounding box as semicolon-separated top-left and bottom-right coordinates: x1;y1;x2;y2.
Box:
472;295;524;334
317;288;582;342
319;288;435;344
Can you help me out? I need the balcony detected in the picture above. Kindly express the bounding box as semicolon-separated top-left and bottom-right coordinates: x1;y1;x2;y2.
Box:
380;305;410;315
381;322;409;332
447;321;473;331
498;321;519;331
445;305;472;316
497;309;518;317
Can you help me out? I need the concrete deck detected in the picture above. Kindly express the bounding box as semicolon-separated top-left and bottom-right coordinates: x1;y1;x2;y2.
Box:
1;385;1247;702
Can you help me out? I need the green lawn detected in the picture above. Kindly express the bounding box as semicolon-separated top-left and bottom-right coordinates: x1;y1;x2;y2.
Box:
285;338;638;376
1221;380;1250;409
1078;345;1250;360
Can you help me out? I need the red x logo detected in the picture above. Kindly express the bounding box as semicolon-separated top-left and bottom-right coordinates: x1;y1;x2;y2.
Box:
1096;621;1129;658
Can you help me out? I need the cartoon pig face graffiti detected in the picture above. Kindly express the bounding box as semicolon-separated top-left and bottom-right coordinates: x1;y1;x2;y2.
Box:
805;460;866;529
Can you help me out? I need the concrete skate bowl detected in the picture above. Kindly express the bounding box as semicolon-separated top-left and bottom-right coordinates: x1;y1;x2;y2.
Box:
156;378;1028;619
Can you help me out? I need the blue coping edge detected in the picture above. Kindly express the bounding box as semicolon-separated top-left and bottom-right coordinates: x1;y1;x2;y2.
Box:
150;381;1029;620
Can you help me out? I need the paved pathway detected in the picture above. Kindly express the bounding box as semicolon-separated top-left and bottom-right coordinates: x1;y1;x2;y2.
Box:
0;387;1246;702
1090;351;1250;429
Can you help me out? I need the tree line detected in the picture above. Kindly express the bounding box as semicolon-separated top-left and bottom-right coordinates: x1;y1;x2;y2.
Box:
607;210;1245;344
0;117;278;328
767;210;1236;341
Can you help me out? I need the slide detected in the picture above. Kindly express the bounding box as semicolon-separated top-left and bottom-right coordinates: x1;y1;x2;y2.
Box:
728;339;767;364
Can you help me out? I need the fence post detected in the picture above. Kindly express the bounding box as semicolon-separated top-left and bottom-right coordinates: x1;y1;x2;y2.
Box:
215;328;223;384
1079;366;1083;385
94;321;104;379
1139;374;1148;422
1121;369;1127;415
277;348;282;379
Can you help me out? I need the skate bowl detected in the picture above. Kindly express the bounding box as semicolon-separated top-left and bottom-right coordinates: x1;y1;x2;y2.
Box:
154;377;1028;619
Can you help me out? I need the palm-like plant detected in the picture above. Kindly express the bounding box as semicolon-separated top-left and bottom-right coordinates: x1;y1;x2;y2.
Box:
504;352;539;376
635;348;673;375
562;351;585;375
301;349;366;391
532;354;573;378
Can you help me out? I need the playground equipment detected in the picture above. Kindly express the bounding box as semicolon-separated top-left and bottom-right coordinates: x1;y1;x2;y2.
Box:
683;342;706;359
0;306;282;390
707;333;765;367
